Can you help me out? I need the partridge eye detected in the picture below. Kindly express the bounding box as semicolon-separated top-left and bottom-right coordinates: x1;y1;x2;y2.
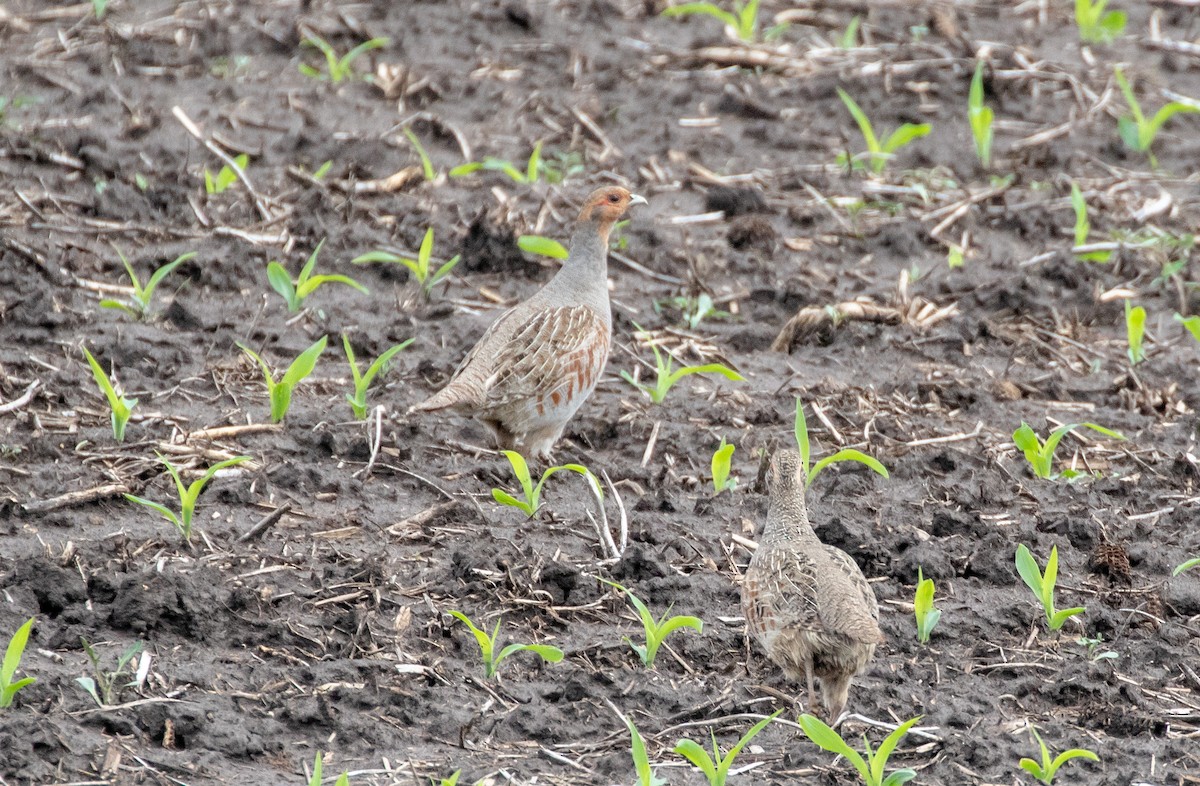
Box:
608;194;619;203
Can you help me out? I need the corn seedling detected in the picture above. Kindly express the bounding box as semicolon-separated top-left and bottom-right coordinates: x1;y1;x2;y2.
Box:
1070;184;1111;262
81;347;137;443
599;579;703;668
622;714;667;786
403;127;437;182
298;34;389;83
1077;635;1118;662
267;240;367;313
840;15;862;48
308;753;351;786
125;454;252;541
238;336;328;423
1114;66;1199;168
620;332;743;404
353;227;460;299
1015;544;1085;631
91;0;107;19
449;141;546;183
1074;0;1125;44
913;568;940;644
343;335;413;420
76;638;145;707
491;450;596;517
1018;725;1099;785
448;610;563;679
1172;557;1200;576
836;88;931;174
1175;313;1200;343
311;160;332;180
433;773;461;786
100;248;195;319
204;153;248;194
1011;421;1125;480
662;0;761;43
673;710;781;786
1;617;36;709
799;714;920;786
517;235;569;259
1124;300;1146;365
711;438;736;494
795;398;888;487
655;293;730;330
968;61;994;168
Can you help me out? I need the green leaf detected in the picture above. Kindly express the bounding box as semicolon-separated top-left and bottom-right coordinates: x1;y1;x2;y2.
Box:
526;140;542;182
1172;557;1200;576
402;127;436;181
661;3;740;33
840;15;861;48
881;769;918;786
1125;301;1146;365
359;340;413;389
1117;116;1141;151
351;250;404;264
491;488;531;514
881;123;932;154
448;162;484;178
500;450;533;497
142;252;194;305
672;739;719;782
712;440;735;493
1;617;36;707
1174;313;1200;342
99;300;140;318
794;398;811;472
295;274;369;301
798;714;871;781
495;643;563;667
517;235;570;259
837;88;879;156
1048;607;1086;630
624;716;668;786
809;449;889;485
1015;544;1044;599
124;494;182;530
429;255;460;289
281;336;328;388
266;261;297;308
869;715;923;784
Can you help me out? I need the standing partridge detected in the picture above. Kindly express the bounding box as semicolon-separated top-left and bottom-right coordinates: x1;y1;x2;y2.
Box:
742;449;881;722
412;186;646;459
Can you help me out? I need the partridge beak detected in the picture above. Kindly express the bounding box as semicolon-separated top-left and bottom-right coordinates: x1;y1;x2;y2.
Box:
628;193;648;207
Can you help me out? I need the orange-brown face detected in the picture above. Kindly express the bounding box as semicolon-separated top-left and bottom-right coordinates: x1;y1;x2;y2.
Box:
577;186;647;224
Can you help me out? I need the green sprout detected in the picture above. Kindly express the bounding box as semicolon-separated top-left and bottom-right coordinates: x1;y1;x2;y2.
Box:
124;454;252;541
968;61;994;168
76;638;144;707
1114;66;1199;168
1011;421;1125;480
711;438;736;494
343;335;413;420
204;153;248;194
298;34;389;83
311;160;332;180
307;753;351;786
840;15;862;48
1015;544;1085;631
599;579;703;668
238;336;328;423
402;127;437;182
673;711;781;786
661;0;761;43
655;294;730;330
433;772;462;786
622;714;667;786
1125;300;1146;365
449;141;549;183
448;610;563;679
1077;635;1118;662
1173;557;1200;576
353;227;460;300
81;347;137;443
1175;313;1200;343
91;0;107;19
1;618;36;709
795;398;889;487
799;714;921;786
914;568;940;644
836;88;931;174
620;334;743;404
1074;0;1125;44
1018;725;1099;784
490;450;596;517
267;239;368;313
517;235;569;259
1070;183;1111;262
100;249;195;320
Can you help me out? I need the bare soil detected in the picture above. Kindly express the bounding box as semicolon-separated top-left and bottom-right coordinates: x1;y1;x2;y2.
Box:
2;1;1200;785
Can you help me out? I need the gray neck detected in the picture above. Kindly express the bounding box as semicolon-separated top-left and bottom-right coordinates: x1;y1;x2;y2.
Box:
763;495;818;544
541;219;611;316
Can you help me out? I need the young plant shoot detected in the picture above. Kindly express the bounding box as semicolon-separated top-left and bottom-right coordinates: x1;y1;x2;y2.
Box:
298;34;389;82
81;347;137;443
836;88;931;174
76;638;146;707
913;568;940;644
1114;66;1199;168
1018;725;1099;784
1176;313;1200;344
711;438;736;494
0;617;36;709
1015;544;1085;631
1074;0;1125;43
1125;300;1147;365
343;334;413;420
1172;557;1200;576
238;336;328;423
402;126;437;181
100;249;195;319
491;450;596;517
967;61;994;168
1070;184;1111;262
661;0;762;42
307;752;352;786
353;227;460;299
799;714;921;786
1011;421;1125;480
267;240;367;313
795;398;889;486
517;235;569;259
673;711;781;786
599;579;703;668
621;332;743;404
449;141;545;183
124;454;252;541
623;714;667;786
205;153;248;194
448;611;563;679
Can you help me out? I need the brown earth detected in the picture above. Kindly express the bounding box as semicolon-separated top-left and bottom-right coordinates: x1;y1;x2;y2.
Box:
2;1;1200;784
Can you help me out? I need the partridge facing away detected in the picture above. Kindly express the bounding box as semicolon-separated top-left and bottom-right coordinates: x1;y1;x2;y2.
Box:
412;186;646;459
741;449;882;722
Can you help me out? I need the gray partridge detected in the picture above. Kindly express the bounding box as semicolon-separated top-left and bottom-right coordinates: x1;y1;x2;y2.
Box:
413;186;646;459
741;449;881;722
